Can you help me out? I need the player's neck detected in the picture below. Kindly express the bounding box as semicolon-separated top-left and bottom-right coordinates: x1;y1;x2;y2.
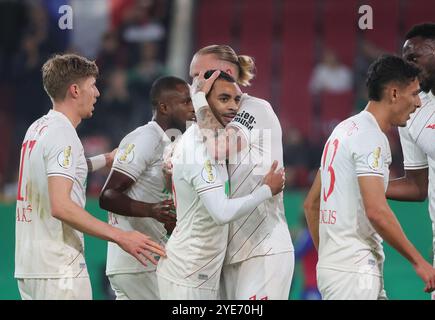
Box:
52;102;81;128
152;116;168;132
365;101;391;133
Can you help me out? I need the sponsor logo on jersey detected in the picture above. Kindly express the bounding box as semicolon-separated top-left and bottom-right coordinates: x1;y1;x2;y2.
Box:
198;273;208;280
201;159;217;183
57;146;72;169
233;110;256;131
117;143;135;164
367;146;383;171
426;124;435;129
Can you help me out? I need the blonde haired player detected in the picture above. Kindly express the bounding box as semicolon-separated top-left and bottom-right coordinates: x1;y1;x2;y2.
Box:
189;45;294;300
14;54;165;300
304;55;435;299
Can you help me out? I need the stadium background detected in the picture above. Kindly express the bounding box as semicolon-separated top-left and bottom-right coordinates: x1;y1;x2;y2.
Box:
0;0;434;299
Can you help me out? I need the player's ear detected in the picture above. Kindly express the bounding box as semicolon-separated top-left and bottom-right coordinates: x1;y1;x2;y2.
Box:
68;83;80;99
158;102;169;115
385;86;397;103
391;87;399;102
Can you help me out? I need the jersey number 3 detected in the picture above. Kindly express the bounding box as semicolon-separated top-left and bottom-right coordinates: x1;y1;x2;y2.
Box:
321;139;339;202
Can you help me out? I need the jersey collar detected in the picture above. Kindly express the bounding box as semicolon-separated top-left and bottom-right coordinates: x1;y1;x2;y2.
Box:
149;121;171;143
48;109;76;131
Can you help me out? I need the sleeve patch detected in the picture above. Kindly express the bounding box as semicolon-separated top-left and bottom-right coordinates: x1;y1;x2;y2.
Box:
117;143;135;164
201;160;217;184
57;146;73;169
366;147;383;171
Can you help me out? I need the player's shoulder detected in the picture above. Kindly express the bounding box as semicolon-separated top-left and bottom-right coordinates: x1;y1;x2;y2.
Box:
234;94;279;130
178;124;200;153
173;124;209;167
332;111;384;146
240;94;273;113
121;122;163;146
40;115;78;145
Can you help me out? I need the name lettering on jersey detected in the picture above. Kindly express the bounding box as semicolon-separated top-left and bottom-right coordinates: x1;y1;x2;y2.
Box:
57;146;72;169
198;273;208;280
117;144;135;164
367;146;383;171
233;110;256;131
201;160;217;183
346;121;359;136
426;124;435;129
320;209;336;225
16;204;32;223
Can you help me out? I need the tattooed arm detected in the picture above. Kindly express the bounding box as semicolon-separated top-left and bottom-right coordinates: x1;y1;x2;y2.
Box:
192;71;247;161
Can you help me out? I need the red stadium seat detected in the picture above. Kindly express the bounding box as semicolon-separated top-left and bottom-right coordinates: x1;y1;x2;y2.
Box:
361;0;400;53
319;91;354;137
238;0;275;102
403;0;435;34
322;0;358;66
279;0;316;138
195;0;235;50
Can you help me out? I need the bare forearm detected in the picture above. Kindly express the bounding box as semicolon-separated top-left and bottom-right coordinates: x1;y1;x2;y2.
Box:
305;208;319;251
100;189;152;218
53;200;121;243
387;177;427;201
369;209;424;266
304;171;321;250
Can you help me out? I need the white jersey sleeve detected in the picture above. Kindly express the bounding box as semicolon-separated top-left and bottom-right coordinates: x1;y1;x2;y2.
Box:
199;184;272;225
112;136;157;181
398;126;428;170
185;159;224;196
45;130;81;182
351;129;389;178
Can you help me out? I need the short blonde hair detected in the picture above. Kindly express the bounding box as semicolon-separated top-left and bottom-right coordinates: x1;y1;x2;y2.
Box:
42;53;99;101
195;45;255;87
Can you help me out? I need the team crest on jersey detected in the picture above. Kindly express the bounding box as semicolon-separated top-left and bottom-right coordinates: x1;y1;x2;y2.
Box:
201;160;217;183
367;146;383;171
57;146;72;169
117;144;135;164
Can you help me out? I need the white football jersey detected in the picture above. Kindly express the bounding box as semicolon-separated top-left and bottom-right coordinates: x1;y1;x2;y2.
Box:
399;91;435;226
317;110;391;276
15;110;88;278
106;121;171;275
156;124;229;290
224;94;293;265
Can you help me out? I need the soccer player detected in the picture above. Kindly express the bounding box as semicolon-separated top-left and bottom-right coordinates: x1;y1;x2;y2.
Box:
189;45;294;300
386;24;435;299
14;54;165;300
156;71;285;299
99;76;195;300
304;55;435;299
